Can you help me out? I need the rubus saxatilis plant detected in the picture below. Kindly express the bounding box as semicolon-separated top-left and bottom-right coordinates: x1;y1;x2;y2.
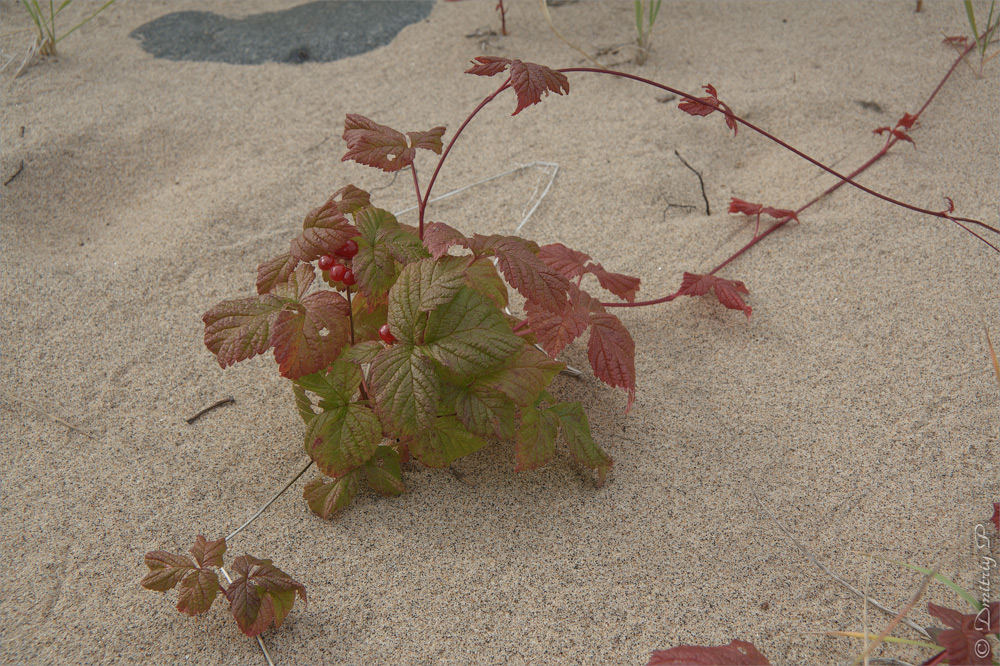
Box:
146;50;999;640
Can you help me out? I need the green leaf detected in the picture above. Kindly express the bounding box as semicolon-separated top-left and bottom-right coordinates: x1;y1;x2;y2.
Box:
350;290;389;343
203;295;286;369
352;207;416;302
408;415;488;468
141;551;195;592
463;257;509;309
454;383;517;439
364;446;406;496
515;406;559;471
479;345;564;408
271;291;352;380
303;472;360;519
388;257;469;343
292;383;317;424
304;403;382;478
224;555;307;637
549;401;612;482
294;360;362;409
340;340;383;365
467;234;569;313
423;286;524;377
368;344;440;435
176;568;222;616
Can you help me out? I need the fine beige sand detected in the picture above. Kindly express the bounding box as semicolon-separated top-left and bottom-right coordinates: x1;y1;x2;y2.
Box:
2;1;998;664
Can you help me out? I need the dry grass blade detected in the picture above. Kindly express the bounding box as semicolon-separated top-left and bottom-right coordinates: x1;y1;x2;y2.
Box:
851;563;937;666
1;389;97;440
985;323;1000;389
537;0;607;70
751;491;931;639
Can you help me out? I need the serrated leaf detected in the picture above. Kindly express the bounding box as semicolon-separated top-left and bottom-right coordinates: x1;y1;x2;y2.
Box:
406;127;446;154
271;263;315;301
292;203;357;262
515;406;559;471
587;309;636;413
340;340;383;365
189;535;226;568
353;207;419;303
271;291;352;380
408;415;488;468
678;272;752;318
539;242;592;279
225;555;306;637
463;257;509;309
176;568;221;616
303;472;359;519
203;295;286;369
369;343;440;435
647;640;771;665
341;114;446;173
141;551;196;592
294;361;362;409
292;383;317;424
586;263;640;302
423;286;524;377
525;294;590;358
469;234;569;313
304;403;382;477
330;184;371;215
678;83;738;136
350;290;389;343
388;257;468;342
256;253;301;295
479;345;563;407
549;401;612;480
454;383;517;439
465;57;570;116
364;446;406;496
423;221;469;260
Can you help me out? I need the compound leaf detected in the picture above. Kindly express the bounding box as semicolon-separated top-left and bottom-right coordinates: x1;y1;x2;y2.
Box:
469;234;569;313
364;446;406;496
647;640;771;665
515;406;559;471
303;471;360;519
465;57;570;115
525;294;590;358
678;272;752;318
271;290;352;380
341;114;446;172
203;295;286;369
225;555;306;638
408;415;488;468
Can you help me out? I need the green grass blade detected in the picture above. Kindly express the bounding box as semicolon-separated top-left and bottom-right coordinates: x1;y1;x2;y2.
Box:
650;0;662;27
54;0;115;45
19;0;45;32
889;559;982;611
824;631;941;650
966;0;984;54
634;0;643;39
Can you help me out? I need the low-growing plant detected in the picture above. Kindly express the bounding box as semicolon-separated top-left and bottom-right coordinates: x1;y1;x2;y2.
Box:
146;42;999;642
634;0;663;65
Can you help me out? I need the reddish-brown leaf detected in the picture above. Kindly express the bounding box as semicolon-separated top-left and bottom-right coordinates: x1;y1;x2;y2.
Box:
896;112;918;130
175;568;221;616
648;640;771;665
406;127;447;154
927;603;995;665
224;555;307;638
587;263;641;302
943;35;969;46
341;115;445;173
423;221;469;260
256;253;301;295
271;291;352;379
588;310;636;413
141;551;195;592
291;203;357;263
678;272;752;318
539;242;591;279
678;84;737;136
872;126;915;146
469;234;569;312
329;184;371;215
465;56;570;115
525;293;590;357
991;502;1000;532
728;198;798;224
189;535;226;569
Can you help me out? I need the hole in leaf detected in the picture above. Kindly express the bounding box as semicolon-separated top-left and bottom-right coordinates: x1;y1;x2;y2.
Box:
318;327;330;337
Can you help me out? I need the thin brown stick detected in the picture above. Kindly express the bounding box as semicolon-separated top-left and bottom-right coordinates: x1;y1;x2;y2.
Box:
185;397;234;424
674;150;710;215
3;160;24;186
1;390;97;440
751;490;931;639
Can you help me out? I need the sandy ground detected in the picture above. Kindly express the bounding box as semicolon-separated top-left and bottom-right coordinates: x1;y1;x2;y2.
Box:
1;1;998;664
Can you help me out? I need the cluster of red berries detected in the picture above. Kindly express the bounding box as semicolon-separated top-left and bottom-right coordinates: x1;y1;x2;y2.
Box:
317;239;359;286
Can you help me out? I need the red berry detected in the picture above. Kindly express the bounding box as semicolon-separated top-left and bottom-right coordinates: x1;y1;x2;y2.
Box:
379;324;396;344
336;239;359;259
341;269;356;286
328;264;347;282
318;255;335;271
